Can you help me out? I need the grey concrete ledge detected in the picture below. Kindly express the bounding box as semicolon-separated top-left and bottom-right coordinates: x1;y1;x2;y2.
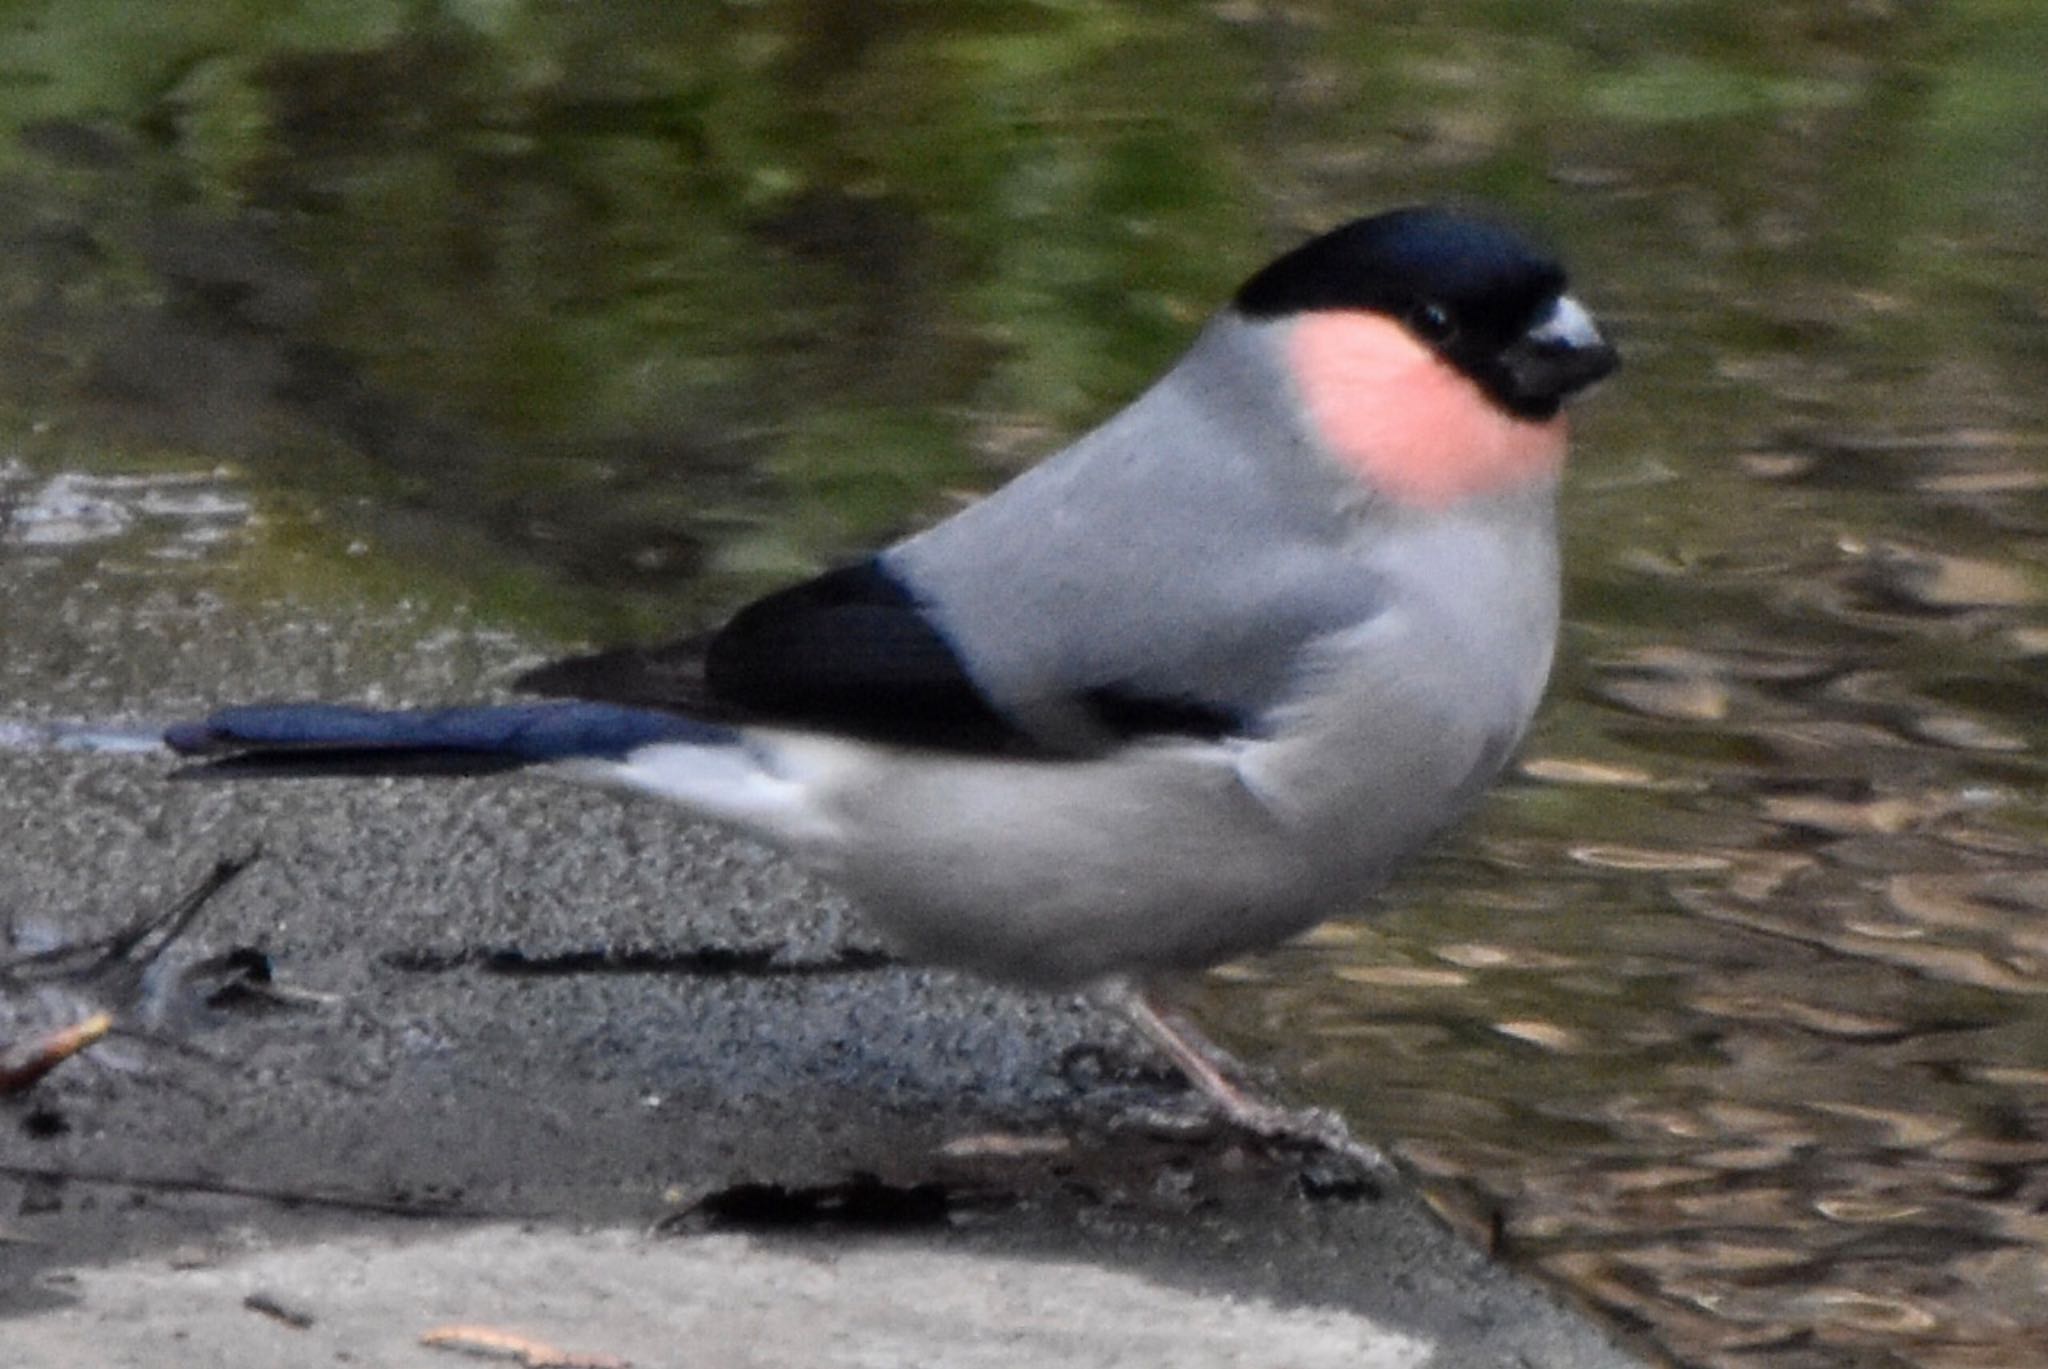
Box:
0;572;1645;1369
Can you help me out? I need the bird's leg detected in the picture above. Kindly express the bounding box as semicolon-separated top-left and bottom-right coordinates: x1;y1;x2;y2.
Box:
1106;982;1269;1121
1095;980;1390;1172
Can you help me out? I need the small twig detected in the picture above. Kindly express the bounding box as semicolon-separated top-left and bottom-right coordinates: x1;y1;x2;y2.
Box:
111;849;261;967
0;1162;489;1219
420;1325;631;1368
0;850;259;979
0;1012;112;1094
243;1290;317;1330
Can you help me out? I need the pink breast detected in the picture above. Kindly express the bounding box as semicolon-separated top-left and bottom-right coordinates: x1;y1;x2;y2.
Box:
1287;311;1567;508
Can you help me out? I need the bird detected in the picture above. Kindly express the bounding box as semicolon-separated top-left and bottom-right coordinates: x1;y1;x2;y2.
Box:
165;205;1618;1139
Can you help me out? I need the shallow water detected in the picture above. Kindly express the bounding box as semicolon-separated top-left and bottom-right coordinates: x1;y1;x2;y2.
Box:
3;4;2047;1365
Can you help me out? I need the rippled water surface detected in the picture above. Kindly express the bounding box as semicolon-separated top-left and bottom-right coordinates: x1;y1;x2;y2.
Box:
3;4;2046;1365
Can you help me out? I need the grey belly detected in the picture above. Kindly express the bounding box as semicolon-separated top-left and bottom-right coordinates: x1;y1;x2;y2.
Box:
821;747;1353;990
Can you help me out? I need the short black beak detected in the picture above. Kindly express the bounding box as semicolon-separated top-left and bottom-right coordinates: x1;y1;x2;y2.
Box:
1498;294;1618;409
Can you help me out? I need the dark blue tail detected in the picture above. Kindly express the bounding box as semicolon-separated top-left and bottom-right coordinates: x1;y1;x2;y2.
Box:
166;701;736;778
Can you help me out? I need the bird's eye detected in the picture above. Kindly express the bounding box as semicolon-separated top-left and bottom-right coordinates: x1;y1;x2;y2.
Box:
1410;300;1455;343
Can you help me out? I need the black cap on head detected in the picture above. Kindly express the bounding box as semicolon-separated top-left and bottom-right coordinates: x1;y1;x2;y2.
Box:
1235;206;1612;420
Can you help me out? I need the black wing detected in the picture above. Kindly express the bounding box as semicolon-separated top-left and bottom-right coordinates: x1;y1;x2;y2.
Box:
517;559;1026;750
516;557;1240;754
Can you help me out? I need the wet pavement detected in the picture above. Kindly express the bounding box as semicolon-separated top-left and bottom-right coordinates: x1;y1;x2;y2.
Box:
0;473;1641;1366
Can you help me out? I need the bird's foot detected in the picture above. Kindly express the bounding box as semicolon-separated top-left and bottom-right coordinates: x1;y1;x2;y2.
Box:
1097;981;1393;1179
1204;1096;1394;1179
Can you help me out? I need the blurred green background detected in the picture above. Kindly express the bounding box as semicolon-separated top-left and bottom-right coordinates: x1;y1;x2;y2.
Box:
0;0;2039;637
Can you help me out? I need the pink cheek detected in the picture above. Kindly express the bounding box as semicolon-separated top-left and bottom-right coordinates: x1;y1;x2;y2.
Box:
1287;312;1567;508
